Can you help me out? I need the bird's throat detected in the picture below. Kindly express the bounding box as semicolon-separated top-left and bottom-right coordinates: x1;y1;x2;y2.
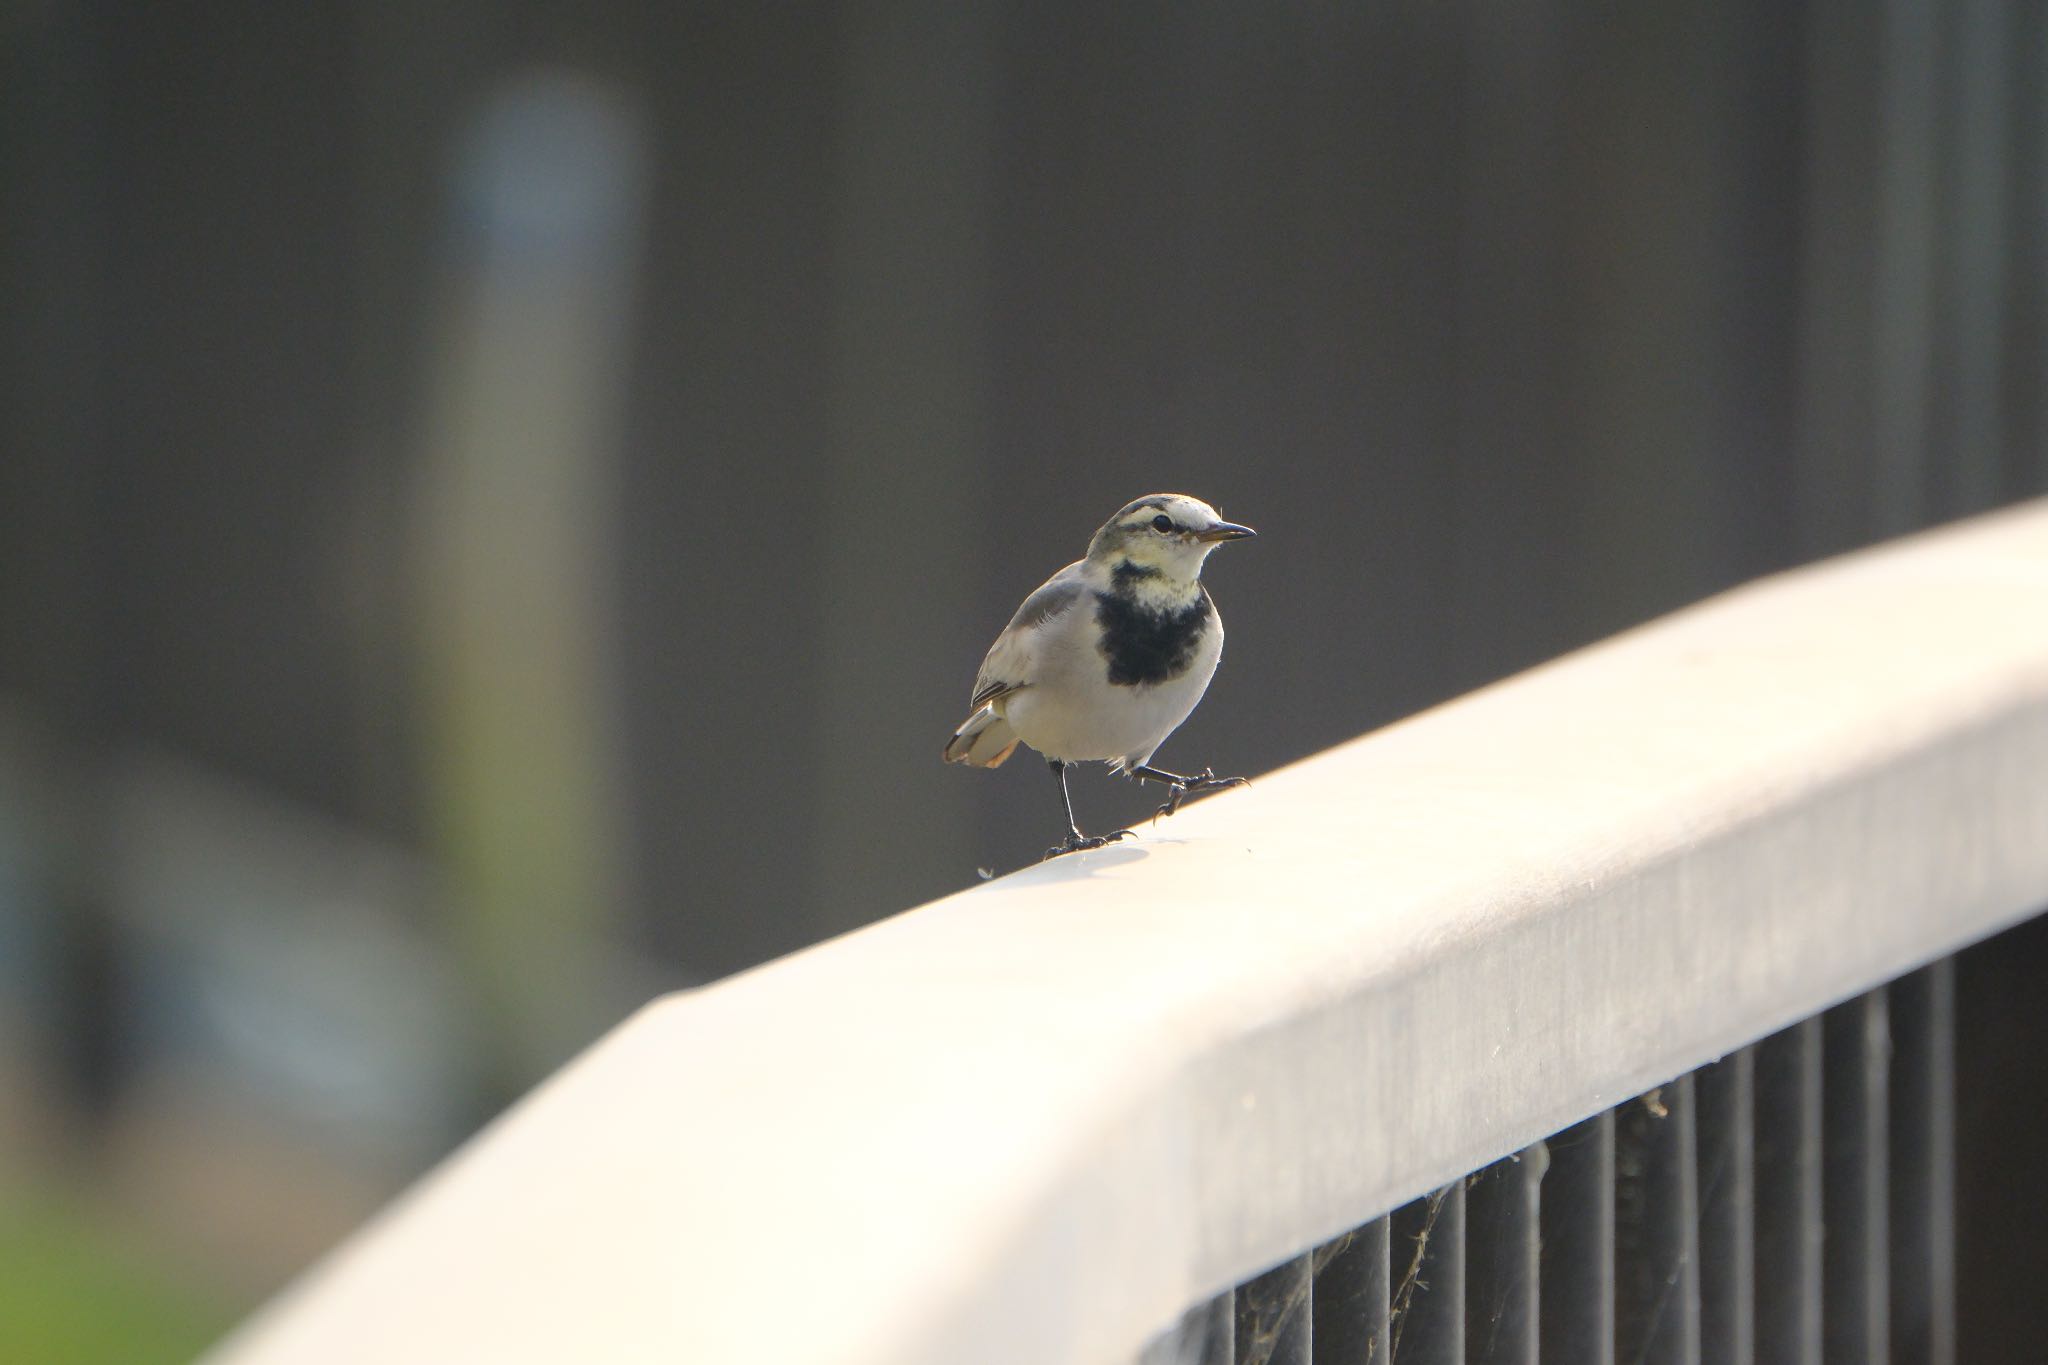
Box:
1110;558;1202;611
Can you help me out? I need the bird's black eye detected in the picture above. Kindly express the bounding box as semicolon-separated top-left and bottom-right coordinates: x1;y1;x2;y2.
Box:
1151;514;1175;533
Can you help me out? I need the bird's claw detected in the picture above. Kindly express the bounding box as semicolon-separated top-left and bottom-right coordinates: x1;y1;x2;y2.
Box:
1042;828;1135;861
1152;769;1251;822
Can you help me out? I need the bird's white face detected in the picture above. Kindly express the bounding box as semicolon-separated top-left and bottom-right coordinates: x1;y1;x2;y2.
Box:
1088;493;1256;583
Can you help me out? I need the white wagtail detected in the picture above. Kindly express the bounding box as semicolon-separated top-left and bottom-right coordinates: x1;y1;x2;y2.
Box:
944;493;1255;858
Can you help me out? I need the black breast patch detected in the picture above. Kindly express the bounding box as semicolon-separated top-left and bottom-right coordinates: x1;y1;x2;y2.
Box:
1094;587;1212;687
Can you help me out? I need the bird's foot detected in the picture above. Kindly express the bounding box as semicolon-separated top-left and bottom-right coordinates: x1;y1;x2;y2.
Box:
1153;769;1251;821
1042;828;1135;861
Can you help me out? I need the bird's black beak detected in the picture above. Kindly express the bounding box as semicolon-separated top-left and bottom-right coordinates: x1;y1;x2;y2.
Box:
1197;521;1257;543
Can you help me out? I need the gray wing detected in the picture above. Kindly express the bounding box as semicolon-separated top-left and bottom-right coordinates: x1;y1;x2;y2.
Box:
968;562;1090;708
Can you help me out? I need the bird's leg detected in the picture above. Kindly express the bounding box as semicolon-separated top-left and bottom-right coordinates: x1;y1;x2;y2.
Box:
1042;759;1134;860
1052;760;1084;841
1124;763;1251;820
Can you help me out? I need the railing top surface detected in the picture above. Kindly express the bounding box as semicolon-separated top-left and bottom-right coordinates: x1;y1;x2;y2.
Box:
213;501;2048;1365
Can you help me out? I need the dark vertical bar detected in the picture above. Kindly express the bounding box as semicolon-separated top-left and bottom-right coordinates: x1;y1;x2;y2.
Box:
1932;0;2012;516
1791;0;1885;557
1614;1075;1702;1365
1540;1110;1615;1365
1698;1050;1756;1365
815;0;995;915
1823;989;1890;1365
1313;1217;1390;1364
1391;1180;1467;1364
1754;1018;1823;1365
1467;1145;1543;1365
1237;1254;1314;1365
1954;910;2048;1361
2019;6;2048;496
1869;0;1942;535
1889;962;1955;1365
1447;0;1573;678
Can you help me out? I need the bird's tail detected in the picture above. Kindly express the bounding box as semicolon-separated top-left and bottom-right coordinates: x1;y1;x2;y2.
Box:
943;706;1020;767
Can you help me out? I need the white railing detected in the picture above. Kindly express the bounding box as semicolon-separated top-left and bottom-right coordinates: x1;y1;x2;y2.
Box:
209;501;2048;1365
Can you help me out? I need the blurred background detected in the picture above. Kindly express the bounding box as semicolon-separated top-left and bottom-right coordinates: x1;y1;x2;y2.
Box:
3;1;2046;1359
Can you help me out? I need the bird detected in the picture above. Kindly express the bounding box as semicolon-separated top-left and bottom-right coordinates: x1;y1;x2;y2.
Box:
944;493;1255;859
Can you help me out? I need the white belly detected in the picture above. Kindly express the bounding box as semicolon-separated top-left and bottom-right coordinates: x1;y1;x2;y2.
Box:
1001;618;1223;765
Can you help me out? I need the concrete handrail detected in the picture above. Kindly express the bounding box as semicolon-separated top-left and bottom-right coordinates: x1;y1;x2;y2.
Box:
210;500;2048;1365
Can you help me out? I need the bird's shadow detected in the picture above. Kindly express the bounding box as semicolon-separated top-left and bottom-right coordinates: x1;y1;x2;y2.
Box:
1030;843;1151;880
973;834;1199;888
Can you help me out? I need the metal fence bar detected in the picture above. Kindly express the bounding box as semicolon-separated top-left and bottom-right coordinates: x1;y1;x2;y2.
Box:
1390;1182;1466;1364
1888;962;1956;1365
1311;1218;1390;1365
1237;1254;1314;1365
1538;1111;1614;1365
1754;1018;1824;1364
1615;1075;1702;1365
1697;1049;1757;1365
1465;1146;1543;1365
1823;988;1892;1365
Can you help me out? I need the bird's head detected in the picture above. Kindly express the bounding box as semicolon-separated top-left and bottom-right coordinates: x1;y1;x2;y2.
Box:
1086;493;1256;583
